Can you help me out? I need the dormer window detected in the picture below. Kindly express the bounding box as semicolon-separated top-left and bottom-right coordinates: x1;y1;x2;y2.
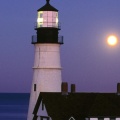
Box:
69;116;75;120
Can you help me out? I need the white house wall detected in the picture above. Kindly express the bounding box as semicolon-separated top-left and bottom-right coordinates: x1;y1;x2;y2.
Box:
37;101;48;117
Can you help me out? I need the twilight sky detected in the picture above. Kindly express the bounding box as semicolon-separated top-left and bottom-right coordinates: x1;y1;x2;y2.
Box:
0;0;120;93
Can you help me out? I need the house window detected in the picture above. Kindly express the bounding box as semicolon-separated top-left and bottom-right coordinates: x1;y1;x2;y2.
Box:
90;118;98;120
34;84;36;91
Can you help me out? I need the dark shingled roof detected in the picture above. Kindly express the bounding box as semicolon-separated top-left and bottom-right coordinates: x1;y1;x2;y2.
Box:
33;92;120;120
37;0;58;12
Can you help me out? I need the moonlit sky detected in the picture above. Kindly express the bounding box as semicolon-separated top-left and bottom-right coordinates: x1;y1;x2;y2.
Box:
0;0;120;93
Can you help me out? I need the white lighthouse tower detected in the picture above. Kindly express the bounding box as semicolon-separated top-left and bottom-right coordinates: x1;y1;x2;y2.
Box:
27;0;63;119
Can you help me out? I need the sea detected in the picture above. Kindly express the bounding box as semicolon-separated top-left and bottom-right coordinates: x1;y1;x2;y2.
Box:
0;93;30;120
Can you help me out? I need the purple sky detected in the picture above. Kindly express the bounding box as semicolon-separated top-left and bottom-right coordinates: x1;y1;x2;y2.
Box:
0;0;120;93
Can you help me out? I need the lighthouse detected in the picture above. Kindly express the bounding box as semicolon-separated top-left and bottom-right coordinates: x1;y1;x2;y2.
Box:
27;0;63;119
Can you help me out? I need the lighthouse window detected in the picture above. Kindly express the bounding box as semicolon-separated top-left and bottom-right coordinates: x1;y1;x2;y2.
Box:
34;84;36;91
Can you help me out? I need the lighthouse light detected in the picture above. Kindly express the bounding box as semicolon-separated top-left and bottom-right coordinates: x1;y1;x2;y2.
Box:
56;18;58;24
37;18;43;23
37;11;43;27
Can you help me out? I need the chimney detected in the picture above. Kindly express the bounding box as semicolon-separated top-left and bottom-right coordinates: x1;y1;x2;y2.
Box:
61;82;68;95
117;83;120;94
71;84;76;93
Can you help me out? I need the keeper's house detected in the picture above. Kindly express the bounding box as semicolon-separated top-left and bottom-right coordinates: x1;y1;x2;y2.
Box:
32;83;120;120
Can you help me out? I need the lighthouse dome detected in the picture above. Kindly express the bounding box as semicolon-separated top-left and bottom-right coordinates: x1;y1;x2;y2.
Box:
37;0;58;12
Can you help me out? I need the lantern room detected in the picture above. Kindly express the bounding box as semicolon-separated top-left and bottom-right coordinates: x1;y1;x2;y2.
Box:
37;11;58;28
36;0;59;29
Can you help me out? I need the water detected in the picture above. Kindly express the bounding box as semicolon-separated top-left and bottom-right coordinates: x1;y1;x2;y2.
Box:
0;93;30;120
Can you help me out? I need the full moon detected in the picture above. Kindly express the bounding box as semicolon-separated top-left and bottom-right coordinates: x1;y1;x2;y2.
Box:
107;35;118;46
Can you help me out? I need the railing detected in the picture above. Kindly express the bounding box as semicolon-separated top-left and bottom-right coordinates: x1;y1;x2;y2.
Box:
31;35;37;44
31;35;64;44
34;22;61;29
58;35;64;44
